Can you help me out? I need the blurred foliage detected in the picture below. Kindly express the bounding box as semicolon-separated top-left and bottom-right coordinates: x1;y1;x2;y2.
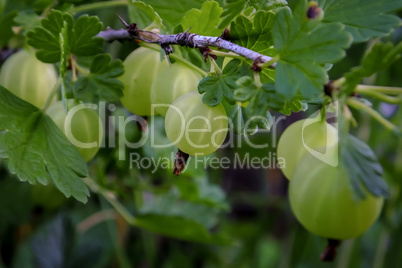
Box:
0;1;401;268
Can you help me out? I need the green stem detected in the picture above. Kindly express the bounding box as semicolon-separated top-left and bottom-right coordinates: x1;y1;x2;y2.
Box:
356;85;402;95
139;43;207;76
333;77;345;88
83;177;137;225
253;71;262;89
99;198;131;268
41;77;62;111
346;97;400;133
74;62;90;76
210;57;222;75
320;100;328;123
355;89;402;104
336;239;354;268
372;230;389;268
259;54;279;69
68;0;129;13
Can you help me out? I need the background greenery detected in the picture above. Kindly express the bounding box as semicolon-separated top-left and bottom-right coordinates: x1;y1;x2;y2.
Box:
0;0;401;267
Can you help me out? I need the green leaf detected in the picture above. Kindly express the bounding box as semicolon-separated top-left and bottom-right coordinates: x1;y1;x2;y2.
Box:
181;1;224;36
26;10;73;63
272;0;351;99
128;1;165;31
231;11;276;56
13;10;41;32
134;214;232;245
234;76;259;101
275;60;327;99
74;54;124;103
198;59;241;106
136;190;232;244
249;0;288;11
26;10;103;63
140;0;204;30
342;42;402;95
341;134;389;198
222;101;245;135
0;0;5;15
174;178;229;209
0;86;89;203
317;0;402;43
0;11;17;48
218;0;246;28
71;15;104;56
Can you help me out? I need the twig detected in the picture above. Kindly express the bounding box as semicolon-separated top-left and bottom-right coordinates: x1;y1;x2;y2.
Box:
96;25;275;66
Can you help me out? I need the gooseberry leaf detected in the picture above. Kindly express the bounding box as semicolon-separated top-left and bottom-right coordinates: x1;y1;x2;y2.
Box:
342;42;402;95
341;134;389;199
14;10;41;31
74;54;124;103
230;11;275;56
0;86;89;203
138;0;204;30
198;59;242;106
317;0;402;43
26;10;103;63
272;0;351;99
0;11;17;48
128;1;165;31
181;1;224;36
71;14;104;56
26;10;73;63
218;0;246;28
234;76;259;102
135;191;232;245
249;0;288;11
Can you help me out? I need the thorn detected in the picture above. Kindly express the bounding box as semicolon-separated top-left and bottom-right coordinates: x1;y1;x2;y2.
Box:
166;54;171;66
251;57;263;72
220;28;230;41
116;14;129;28
183;26;192;34
161;44;173;66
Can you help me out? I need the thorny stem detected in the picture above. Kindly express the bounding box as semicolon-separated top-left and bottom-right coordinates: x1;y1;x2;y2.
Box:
96;27;274;66
346;97;400;134
68;0;128;13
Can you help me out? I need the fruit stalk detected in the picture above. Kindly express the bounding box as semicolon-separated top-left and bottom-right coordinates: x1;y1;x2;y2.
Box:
320;239;341;262
173;149;189;176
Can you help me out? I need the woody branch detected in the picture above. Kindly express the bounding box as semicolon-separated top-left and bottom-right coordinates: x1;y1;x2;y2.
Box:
96;24;274;66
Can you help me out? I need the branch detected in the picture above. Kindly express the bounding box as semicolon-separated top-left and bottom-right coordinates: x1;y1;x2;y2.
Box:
96;25;275;66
